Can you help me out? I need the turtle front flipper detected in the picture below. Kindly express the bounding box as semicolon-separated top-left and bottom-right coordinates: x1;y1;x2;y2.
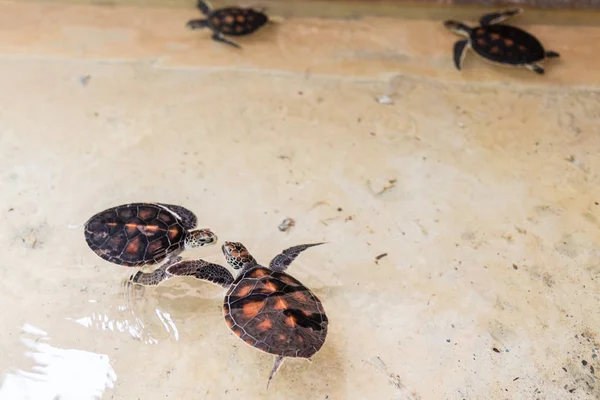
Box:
266;356;285;390
167;259;234;288
453;39;469;70
269;242;325;272
545;51;560;58
479;8;523;26
131;266;169;286
196;0;212;15
211;33;241;49
526;63;545;74
130;257;182;286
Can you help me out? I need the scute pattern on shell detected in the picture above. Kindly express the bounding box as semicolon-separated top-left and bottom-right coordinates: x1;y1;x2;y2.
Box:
84;203;187;267
471;24;546;64
210;7;268;36
223;266;328;359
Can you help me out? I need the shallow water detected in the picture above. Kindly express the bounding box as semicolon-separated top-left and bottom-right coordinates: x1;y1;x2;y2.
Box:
1;1;600;399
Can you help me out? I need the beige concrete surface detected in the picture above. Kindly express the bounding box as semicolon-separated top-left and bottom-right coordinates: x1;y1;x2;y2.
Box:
0;2;599;399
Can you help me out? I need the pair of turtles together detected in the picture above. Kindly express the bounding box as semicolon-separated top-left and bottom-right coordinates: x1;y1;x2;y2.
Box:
84;202;327;388
189;2;560;75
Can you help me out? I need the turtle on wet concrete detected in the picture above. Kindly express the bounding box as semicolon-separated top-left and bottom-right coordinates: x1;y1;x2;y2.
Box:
186;0;270;48
133;241;328;389
444;9;560;74
84;202;217;267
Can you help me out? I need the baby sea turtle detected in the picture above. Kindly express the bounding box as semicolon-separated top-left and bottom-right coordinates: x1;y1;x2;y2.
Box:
133;241;328;388
444;9;559;74
186;0;269;49
84;203;217;267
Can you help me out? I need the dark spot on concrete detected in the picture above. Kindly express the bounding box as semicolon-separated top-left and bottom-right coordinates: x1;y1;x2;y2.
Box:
8;208;14;212
513;377;519;381
493;347;500;353
563;367;568;372
446;339;451;343
80;75;91;86
337;207;343;212
582;360;588;366
375;253;388;264
513;263;518;270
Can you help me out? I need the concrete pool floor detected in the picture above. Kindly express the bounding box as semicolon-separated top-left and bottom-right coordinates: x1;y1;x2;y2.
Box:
0;2;599;399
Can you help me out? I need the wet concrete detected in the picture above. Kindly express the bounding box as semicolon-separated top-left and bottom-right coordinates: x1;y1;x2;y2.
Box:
0;2;599;399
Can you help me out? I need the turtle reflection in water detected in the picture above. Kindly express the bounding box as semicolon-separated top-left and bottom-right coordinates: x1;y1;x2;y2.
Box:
133;241;328;389
444;8;560;74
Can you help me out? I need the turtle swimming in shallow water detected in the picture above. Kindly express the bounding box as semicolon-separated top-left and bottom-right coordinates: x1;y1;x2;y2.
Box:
84;203;217;267
444;9;560;74
133;241;328;389
186;0;270;49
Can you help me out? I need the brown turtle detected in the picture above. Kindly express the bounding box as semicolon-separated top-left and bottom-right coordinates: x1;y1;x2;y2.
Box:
444;9;560;74
132;241;328;388
84;202;217;267
185;0;270;48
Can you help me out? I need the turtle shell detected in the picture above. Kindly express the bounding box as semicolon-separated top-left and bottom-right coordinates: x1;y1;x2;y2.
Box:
84;203;189;267
223;266;328;359
209;7;268;36
470;24;546;65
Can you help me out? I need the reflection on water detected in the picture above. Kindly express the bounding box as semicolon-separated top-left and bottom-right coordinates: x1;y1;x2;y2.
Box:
68;277;181;345
0;278;191;399
0;324;117;400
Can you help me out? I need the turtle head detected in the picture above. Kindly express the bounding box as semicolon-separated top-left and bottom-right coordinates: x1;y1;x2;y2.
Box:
185;229;218;249
222;241;257;270
443;20;471;36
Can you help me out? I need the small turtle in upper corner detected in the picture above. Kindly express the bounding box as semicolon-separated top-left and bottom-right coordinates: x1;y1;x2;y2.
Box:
133;241;328;389
84;202;217;267
186;0;270;48
444;9;560;74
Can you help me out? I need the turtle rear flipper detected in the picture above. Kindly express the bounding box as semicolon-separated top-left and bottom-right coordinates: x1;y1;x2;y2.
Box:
479;8;523;26
167;260;234;288
211;33;241;49
266;356;285;390
268;242;325;272
526;63;545;74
